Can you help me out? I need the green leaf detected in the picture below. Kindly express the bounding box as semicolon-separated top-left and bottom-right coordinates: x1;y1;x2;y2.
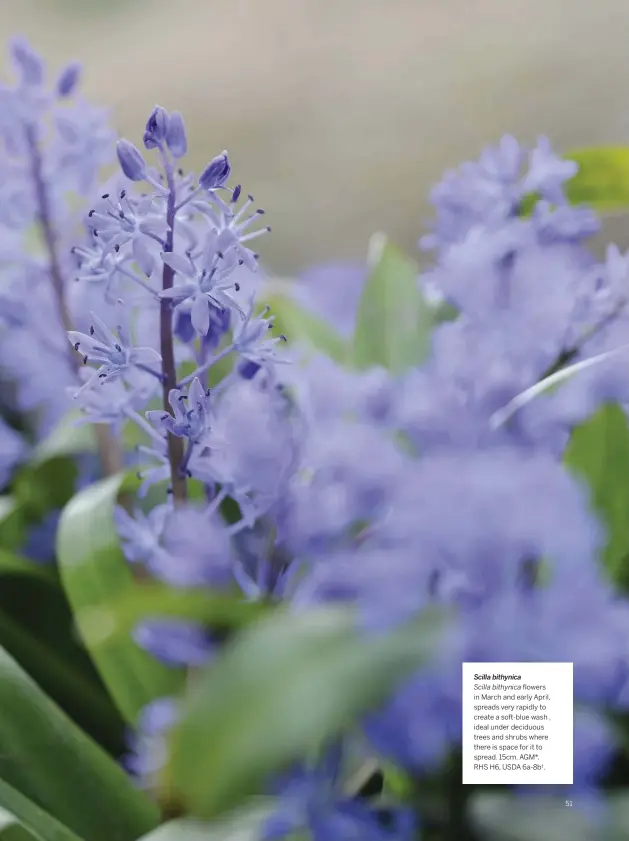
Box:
78;583;267;652
0;498;27;553
564;403;629;583
0;805;40;841
166;606;444;819
12;459;77;520
264;292;349;364
564;146;629;211
0;779;81;841
0;548;52;581
0;645;158;841
30;412;96;463
56;472;184;725
135;804;274;841
351;234;433;374
0;574;125;757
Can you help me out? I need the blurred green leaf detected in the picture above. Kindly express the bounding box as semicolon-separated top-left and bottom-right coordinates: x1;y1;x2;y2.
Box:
564;146;629;211
0;498;26;553
56;472;184;725
0;779;81;841
12;459;77;522
30;413;96;463
564;403;629;583
136;803;274;841
0;645;158;841
78;583;267;652
0;574;125;757
351;234;432;374
166;606;444;819
264;293;348;364
0;805;39;841
470;792;629;841
0;548;52;581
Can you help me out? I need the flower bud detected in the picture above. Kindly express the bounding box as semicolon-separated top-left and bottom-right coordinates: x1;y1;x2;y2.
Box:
143;106;170;149
165;111;187;158
10;38;44;86
56;62;81;97
116;139;147;182
199;151;231;190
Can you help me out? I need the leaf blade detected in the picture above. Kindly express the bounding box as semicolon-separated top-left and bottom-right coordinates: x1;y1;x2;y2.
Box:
0;645;159;841
351;234;432;374
56;473;184;725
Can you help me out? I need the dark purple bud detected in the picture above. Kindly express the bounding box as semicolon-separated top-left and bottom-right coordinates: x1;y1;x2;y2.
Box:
199;151;231;190
144;105;170;149
238;360;261;380
165;111;187;158
10;38;44;86
116;139;147;182
56;62;81;97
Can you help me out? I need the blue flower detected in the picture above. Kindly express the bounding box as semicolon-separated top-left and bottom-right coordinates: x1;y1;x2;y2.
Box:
67;300;162;396
199;150;231;190
133;619;214;666
263;748;415;841
145;377;212;445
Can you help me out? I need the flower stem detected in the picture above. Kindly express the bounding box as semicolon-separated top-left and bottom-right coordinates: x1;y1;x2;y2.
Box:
26;122;123;477
160;151;187;502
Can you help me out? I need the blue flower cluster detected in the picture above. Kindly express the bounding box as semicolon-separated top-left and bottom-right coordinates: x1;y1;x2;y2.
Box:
3;36;629;841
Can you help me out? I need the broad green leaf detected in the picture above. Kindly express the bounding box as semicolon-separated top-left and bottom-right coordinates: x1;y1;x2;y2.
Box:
0;779;81;841
0;805;39;841
166;606;444;818
564;403;629;583
0;574;125;757
78;583;267;652
0;548;52;581
264;293;348;364
56;472;184;725
0;646;158;841
470;792;629;841
136;804;274;841
351;233;432;374
564;146;629;211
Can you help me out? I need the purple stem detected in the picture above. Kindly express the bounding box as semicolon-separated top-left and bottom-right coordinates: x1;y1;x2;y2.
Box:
26;122;123;477
160;152;188;502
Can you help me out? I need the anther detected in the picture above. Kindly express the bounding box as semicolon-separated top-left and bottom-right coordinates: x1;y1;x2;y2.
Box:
120;190;126;198
238;259;244;266
232;185;242;203
74;341;80;351
115;343;122;351
114;244;120;252
83;355;88;364
88;209;95;217
89;325;95;335
102;193;109;199
234;282;240;291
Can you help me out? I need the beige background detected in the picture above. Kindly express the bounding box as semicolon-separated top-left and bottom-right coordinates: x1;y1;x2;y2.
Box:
3;0;629;273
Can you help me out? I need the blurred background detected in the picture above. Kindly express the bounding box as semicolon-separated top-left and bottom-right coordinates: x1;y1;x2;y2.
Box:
3;0;629;274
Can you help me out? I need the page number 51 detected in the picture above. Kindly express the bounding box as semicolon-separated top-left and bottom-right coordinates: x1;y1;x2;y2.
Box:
565;800;573;807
